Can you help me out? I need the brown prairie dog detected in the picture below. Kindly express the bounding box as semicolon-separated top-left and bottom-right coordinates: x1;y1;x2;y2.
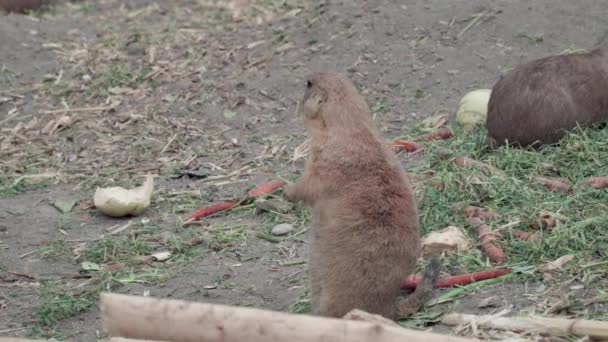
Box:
486;38;608;147
284;72;440;320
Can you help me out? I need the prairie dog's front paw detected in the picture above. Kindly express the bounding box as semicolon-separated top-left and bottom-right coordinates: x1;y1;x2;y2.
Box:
283;183;297;202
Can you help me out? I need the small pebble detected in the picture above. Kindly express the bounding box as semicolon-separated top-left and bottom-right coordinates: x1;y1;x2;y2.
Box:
271;223;294;236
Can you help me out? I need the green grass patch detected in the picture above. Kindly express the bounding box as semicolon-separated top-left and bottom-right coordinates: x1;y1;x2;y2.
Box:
410;125;608;274
89;64;148;98
34;281;95;331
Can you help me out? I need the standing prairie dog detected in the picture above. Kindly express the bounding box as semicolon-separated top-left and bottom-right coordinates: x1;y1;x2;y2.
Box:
284;72;440;320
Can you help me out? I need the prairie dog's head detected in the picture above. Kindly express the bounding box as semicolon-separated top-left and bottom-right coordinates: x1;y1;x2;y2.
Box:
298;72;372;132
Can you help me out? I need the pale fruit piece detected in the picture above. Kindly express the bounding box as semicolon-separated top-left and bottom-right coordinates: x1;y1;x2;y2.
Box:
422;226;471;257
456;89;492;129
94;175;154;217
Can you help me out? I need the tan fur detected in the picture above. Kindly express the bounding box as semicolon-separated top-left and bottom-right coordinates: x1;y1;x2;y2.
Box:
486;38;608;147
284;72;439;320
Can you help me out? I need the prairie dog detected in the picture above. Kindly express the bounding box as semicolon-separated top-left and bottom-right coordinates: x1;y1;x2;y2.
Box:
284;72;440;320
486;39;608;147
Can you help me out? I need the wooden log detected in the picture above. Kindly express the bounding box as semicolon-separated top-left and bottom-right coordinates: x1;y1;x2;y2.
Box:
442;313;608;339
0;338;160;342
110;339;165;342
101;293;477;342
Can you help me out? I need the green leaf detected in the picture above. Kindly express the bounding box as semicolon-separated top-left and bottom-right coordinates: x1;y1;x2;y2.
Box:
223;110;237;120
81;261;101;271
52;199;76;214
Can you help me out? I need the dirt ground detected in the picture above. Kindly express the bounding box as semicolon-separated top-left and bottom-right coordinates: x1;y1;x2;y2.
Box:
1;0;607;340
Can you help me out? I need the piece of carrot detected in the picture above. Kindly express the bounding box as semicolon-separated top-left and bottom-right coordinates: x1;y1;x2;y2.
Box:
462;205;499;220
402;267;511;289
532;176;571;194
183;200;237;223
468;217;505;264
247;179;287;197
581;176;608;189
436;147;505;178
415;128;453;141
391;140;423;153
453;155;505;178
509;228;538;241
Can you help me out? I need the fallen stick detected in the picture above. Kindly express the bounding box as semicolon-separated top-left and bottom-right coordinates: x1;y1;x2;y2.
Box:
0;338;160;342
111;339;163;342
403;267;512;289
468;217;505;264
101;293;477;342
442;312;608;339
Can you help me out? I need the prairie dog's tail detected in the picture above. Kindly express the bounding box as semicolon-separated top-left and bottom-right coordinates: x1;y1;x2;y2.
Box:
396;256;441;319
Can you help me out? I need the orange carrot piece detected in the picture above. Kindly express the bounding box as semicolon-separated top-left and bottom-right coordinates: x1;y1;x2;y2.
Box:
462;205;499;220
581;176;608;189
183;200;237;223
510;229;538;241
391;140;423;153
247;179;287;197
415;128;453;141
402;267;511;289
532;176;571;194
468;217;505;264
436;147;505;178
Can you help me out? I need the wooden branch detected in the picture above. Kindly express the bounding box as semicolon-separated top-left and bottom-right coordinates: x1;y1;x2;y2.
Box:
0;338;161;342
442;312;608;339
101;293;477;342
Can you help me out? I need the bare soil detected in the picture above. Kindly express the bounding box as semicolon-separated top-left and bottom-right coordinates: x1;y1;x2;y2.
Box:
1;0;607;341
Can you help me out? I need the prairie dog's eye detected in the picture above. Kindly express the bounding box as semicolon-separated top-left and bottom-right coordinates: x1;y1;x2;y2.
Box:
307;80;313;88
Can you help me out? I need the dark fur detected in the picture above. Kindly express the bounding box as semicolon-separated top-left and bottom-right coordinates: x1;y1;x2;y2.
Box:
0;0;44;13
284;72;439;320
486;39;608;147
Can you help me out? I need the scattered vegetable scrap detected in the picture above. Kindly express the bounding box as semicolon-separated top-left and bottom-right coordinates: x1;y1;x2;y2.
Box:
436;147;505;178
537;254;575;278
183;200;237;223
247;179;286;196
391;140;423;153
414;128;453;141
580;176;608;189
390;128;452;154
462;205;499;220
183;179;287;224
421;226;471;257
530;210;562;230
403;267;511;289
468;217;505;264
532;176;571;194
93;174;155;217
455;89;492;129
509;228;539;241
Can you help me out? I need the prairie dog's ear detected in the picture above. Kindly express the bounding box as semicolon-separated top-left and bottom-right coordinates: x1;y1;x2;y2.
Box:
301;85;327;119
